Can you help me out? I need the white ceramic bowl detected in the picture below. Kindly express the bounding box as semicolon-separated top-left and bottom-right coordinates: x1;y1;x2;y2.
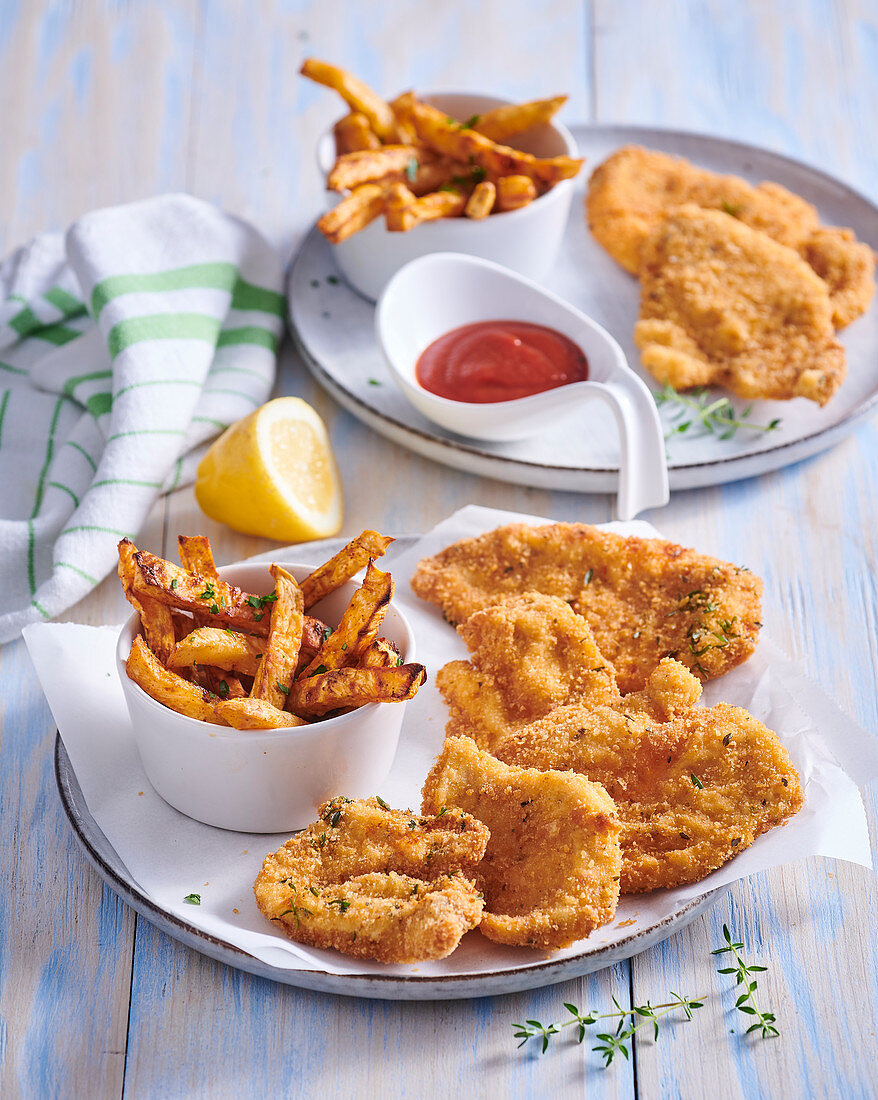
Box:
317;92;579;301
116;561;416;833
376;253;670;520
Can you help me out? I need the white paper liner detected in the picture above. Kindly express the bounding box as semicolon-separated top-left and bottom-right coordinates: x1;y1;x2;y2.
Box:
24;505;878;979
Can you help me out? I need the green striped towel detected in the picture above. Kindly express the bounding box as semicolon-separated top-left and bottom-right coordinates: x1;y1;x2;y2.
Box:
0;194;285;644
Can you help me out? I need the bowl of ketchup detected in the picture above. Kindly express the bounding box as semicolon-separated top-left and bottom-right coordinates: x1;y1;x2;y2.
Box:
375;253;669;519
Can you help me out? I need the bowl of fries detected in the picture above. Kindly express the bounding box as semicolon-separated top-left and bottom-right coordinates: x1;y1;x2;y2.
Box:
115;533;424;833
302;60;583;300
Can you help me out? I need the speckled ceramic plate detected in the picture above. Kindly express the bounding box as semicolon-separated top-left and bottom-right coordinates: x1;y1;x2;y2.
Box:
55;534;721;1001
288;124;878;496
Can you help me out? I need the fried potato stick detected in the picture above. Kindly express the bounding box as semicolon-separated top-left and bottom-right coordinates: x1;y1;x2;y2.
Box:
464;180;496;219
422;737;621;949
327;145;420;192
300;530;394;609
318;183;386;244
411;100;583;187
254;796;489;963
299;560;393;678
333;111;380;155
359;636;401;668
291;663;426;717
118;539;176;663
251;565;305;709
474;95;567;142
300;58;396;140
214;697;307;729
169;627;265;677
495;174;537;212
126;635;225;724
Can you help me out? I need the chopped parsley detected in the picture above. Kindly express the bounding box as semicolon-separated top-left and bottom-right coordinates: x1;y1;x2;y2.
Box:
327;275;339;285
406;157;418;182
183;893;201;905
367;378;382;386
328;898;351;912
276;681;290;696
690;774;704;790
375;795;390;810
218;680;230;698
170;578;178;590
584;568;594;586
461;113;481;130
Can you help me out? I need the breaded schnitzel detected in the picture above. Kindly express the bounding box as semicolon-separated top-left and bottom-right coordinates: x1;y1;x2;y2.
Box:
494;678;804;893
437;593;618;751
254;796;488;962
586;145;874;327
635;207;847;405
422;737;621;949
411;522;763;692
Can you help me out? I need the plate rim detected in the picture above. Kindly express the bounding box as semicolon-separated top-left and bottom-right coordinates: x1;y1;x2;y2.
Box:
55;532;723;1000
288;121;878;491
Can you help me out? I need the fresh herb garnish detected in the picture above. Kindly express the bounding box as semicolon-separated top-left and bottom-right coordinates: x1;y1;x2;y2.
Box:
375;795;390;810
321;626;333;642
396;656;403;666
199;581;217;602
721;200;743;217
327;275;339;285
713;923;778;1037
514;992;703;1062
276;681;290;696
583;568;594;586
655;384;781;440
690;774;704;789
406;157;418;182
183;893;201;905
309;885;319;897
438;183;460;193
329;810;342;827
313;664;327;675
170;578;178;590
461;113;481;129
368;378;382;386
218;680;230;698
437;806;447;817
328;898;351;912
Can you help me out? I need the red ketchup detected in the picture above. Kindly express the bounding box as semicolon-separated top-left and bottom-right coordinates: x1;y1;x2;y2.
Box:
415;320;588;403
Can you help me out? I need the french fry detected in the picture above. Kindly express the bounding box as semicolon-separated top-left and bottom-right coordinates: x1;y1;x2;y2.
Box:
389;91;419;144
169;627;266;677
214;697;307;730
126;635;225;724
465;179;496;219
396;188;468;231
384;181;419;231
118;540;176;663
359;637;401;669
411;100;583;187
301;58;397;141
300;530;395;608
495;174;538;212
473;95;567;142
317;183;386;244
130;549;327;646
178;535;247;698
327;145;420;192
291;664;426;717
333;111;381;155
251;565;305;710
299;560;393;678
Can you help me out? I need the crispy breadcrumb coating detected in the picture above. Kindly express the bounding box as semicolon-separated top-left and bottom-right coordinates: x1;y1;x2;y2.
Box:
422;737;621;949
412;522;762;691
254;797;488;962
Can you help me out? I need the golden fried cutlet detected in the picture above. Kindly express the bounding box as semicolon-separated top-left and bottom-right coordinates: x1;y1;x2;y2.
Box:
635;206;846;405
586;145;874;327
422;737;621;949
254;796;489;963
494;685;804;893
437;593;618;751
411;522;763;692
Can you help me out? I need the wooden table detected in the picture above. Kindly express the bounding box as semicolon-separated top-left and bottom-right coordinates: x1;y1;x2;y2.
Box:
2;2;876;1096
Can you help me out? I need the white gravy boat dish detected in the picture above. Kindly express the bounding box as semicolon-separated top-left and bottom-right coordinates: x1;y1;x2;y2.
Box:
375;253;670;519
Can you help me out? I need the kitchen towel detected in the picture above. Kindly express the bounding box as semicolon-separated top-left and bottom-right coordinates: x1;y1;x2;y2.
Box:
0;193;284;644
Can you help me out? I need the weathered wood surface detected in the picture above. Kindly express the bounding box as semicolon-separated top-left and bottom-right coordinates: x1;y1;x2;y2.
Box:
0;1;875;1097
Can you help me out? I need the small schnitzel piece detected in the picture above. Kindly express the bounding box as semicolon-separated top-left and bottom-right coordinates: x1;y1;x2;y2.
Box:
635;207;846;405
586;145;874;327
437;593;618;751
422;737;621;949
411;522;763;692
254;796;489;963
494;684;804;893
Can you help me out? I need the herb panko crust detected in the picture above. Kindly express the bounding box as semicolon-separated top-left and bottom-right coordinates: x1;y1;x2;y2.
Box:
410;522;763;692
635;207;847;406
586;145;874;328
437;593;619;751
494;674;804;893
254;797;488;963
421;737;622;949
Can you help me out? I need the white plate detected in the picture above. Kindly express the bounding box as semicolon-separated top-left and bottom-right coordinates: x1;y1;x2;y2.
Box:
288;124;878;494
56;534;720;1001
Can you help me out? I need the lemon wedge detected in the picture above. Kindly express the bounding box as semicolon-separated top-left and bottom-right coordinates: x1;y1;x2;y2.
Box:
195;397;344;541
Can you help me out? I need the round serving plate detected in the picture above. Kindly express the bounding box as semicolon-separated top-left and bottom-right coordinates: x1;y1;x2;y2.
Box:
55;534;722;1001
288;124;878;495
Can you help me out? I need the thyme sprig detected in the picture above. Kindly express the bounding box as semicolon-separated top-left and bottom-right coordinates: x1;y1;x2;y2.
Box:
712;924;779;1038
513;992;703;1063
655;385;781;440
